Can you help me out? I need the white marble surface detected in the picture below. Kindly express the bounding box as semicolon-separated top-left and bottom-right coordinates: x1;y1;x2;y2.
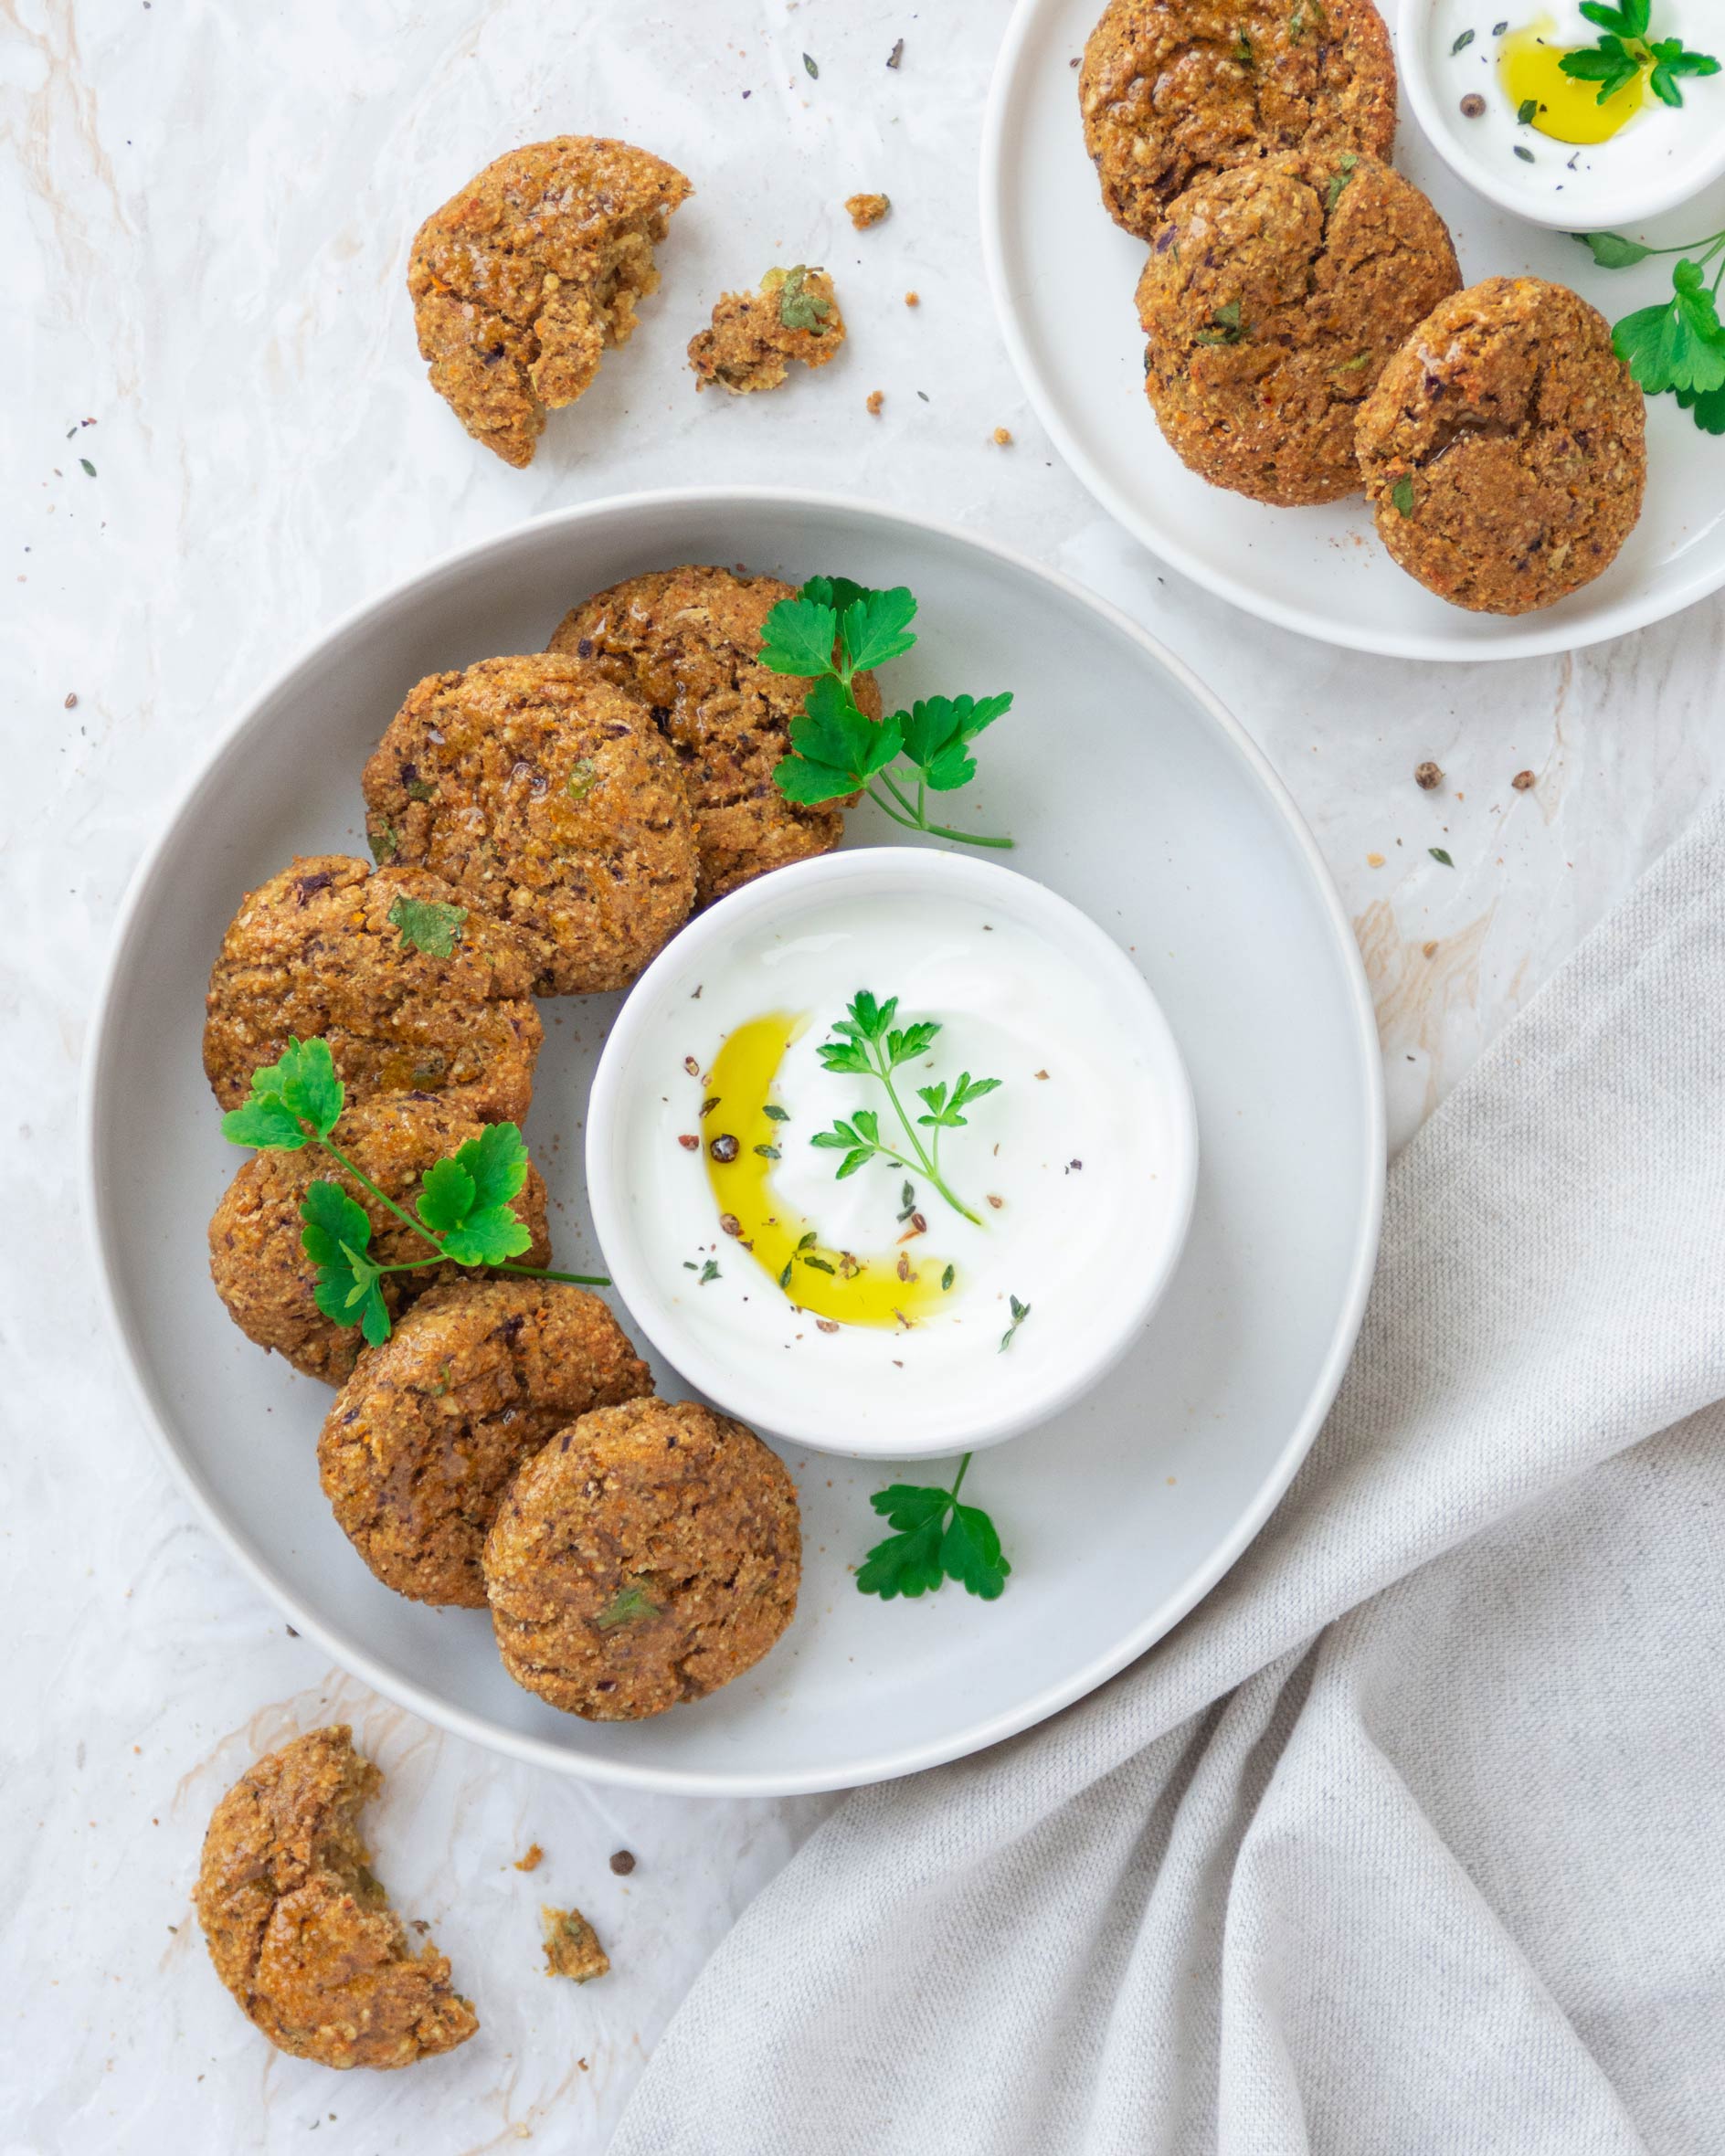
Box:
5;2;1722;2149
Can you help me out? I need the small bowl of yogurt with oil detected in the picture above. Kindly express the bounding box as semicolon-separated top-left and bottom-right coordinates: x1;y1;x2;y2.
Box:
1402;0;1725;227
587;848;1198;1461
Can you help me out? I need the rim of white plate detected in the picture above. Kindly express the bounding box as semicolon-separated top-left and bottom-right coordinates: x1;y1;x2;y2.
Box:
979;0;1725;663
80;485;1385;1795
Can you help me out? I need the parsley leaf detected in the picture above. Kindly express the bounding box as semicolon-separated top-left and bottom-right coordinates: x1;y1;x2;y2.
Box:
763;576;1015;850
856;1454;1011;1601
1677;382;1725;431
1614;259;1725;396
418;1122;534;1264
895;692;1014;793
810;991;1000;1223
225;1037;609;1356
596;1585;661;1630
915;1072;1003;1130
776;264;833;333
1000;1295;1031;1351
1562;0;1719;104
387;893;467;957
838;585;919;674
1192;298;1248;346
1648;36;1720;102
1572;223;1725;430
1574;228;1656;267
301;1178;390;1346
774;672;906;806
222;1035;344;1149
758;594;841;678
1324;152;1360;212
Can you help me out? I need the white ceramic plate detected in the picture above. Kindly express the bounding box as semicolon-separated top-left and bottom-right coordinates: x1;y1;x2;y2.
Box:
84;488;1382;1796
981;0;1725;661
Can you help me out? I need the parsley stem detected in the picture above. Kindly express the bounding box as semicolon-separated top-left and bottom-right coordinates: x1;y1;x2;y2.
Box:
317;1135;609;1287
493;1262;611;1287
872;1048;983;1226
863;782;1016;850
948;1451;972;1503
319;1136;440;1253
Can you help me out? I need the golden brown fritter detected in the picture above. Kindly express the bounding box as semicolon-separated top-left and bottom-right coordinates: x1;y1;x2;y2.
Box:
482;1398;801;1721
194;1726;478;2070
319;1281;653;1609
361;653;697;998
546;565;884;904
202;855;543;1123
1080;0;1397;237
209;1097;553;1386
688;267;845;395
408;136;692;468
541;1906;609;1982
1355;278;1647;615
844;193;891;230
1135;151;1459;506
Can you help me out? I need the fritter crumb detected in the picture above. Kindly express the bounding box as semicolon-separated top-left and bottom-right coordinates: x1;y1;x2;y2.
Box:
542;1906;609;1983
688;266;845;394
845;192;891;229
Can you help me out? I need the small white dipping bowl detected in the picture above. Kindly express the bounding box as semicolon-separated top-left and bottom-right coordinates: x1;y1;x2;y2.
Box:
587;847;1198;1461
1400;0;1725;230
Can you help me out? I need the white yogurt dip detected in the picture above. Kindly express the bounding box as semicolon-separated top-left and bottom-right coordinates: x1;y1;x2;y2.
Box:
587;850;1197;1459
1411;0;1725;226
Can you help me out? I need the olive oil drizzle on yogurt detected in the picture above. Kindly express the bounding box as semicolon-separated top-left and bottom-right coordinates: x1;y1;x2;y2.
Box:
703;1013;954;1328
1500;16;1648;142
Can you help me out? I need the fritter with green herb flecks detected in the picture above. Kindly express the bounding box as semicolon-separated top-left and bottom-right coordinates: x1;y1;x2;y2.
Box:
203;855;542;1122
195;1725;478;2070
1136;150;1459;505
409;136;692;468
483;1397;800;1720
361;653;697;998
1080;0;1397;238
1355;277;1646;614
546;565;882;904
319;1281;653;1608
688;267;845;394
210;1096;552;1386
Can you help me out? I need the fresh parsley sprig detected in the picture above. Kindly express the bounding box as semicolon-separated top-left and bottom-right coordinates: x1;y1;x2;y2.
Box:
810;991;1000;1226
1573;224;1725;432
222;1037;607;1347
1558;0;1719;106
856;1453;1011;1601
760;576;1015;850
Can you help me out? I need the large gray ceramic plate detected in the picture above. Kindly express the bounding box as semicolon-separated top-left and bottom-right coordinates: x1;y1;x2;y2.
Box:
84;490;1382;1795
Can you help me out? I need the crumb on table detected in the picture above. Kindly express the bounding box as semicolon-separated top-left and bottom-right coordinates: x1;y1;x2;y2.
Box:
904;290;919;307
542;1906;610;1983
688;266;845;395
992;427;1012;446
866;390;884;416
513;1844;544;1873
845;192;891;230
